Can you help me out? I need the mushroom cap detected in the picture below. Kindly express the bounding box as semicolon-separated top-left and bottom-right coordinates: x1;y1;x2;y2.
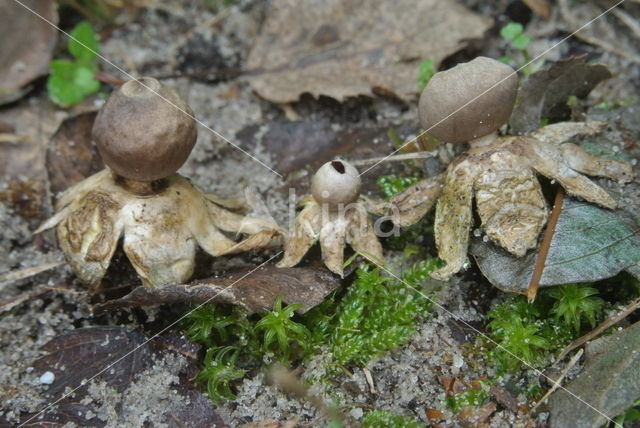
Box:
92;77;197;181
418;57;518;144
311;160;361;207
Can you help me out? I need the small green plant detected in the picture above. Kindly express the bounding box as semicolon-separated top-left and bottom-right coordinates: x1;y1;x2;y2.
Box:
547;284;605;334
444;381;491;413
362;409;426;428
483;283;606;374
489;316;550;372
417;59;436;91
485;297;562;374
322;260;440;368
377;175;421;199
255;296;312;362
47;21;101;106
498;22;540;76
185;259;441;402
196;346;246;401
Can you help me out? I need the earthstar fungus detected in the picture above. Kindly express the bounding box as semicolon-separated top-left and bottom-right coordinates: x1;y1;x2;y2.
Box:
397;57;634;280
38;78;281;288
277;160;385;277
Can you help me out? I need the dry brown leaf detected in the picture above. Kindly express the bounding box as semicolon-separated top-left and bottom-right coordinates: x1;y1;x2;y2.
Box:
18;327;226;427
523;0;551;20
559;0;640;64
246;0;491;103
509;56;612;135
46;111;104;195
0;0;58;104
94;265;340;314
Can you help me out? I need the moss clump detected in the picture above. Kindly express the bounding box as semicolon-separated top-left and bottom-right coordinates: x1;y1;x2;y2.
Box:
318;260;440;368
183;258;441;401
482;283;607;375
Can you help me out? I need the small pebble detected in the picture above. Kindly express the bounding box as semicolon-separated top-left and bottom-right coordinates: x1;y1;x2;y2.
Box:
39;371;55;385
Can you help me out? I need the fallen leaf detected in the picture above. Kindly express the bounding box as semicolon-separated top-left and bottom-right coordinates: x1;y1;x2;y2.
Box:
523;0;551;20
94;265;341;314
238;120;415;193
246;0;490;103
559;0;640;65
21;327;226;427
548;321;640;428
0;94;63;222
46;111;103;195
470;193;640;294
33;327;153;396
0;0;58;105
509;56;612;135
425;407;446;426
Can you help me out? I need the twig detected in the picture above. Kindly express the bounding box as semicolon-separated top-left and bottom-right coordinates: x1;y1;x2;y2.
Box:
351;151;438;166
363;367;377;394
0;287;50;313
527;186;565;302
555;295;640;363
0;261;65;290
531;349;583;413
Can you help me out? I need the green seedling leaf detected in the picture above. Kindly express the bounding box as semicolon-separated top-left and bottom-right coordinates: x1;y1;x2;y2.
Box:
548;321;640;428
417;59;435;90
500;22;523;41
470;193;640;294
511;34;531;51
69;21;99;64
47;60;100;106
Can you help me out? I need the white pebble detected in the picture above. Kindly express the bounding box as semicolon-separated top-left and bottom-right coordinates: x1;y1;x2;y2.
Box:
39;371;55;385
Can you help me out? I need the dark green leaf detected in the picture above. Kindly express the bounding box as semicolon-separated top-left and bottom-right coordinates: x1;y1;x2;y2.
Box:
470;194;640;294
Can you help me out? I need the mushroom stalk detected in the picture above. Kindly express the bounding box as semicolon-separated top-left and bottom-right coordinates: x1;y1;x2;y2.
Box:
118;177;165;196
468;131;499;151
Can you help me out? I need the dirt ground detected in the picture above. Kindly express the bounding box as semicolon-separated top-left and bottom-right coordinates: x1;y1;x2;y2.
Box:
1;0;639;427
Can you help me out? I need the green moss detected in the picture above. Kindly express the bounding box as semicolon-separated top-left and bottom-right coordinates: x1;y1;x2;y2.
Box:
320;260;440;368
377;175;421;199
483;283;606;375
184;258;441;401
255;296;311;362
362;410;426;428
547;284;605;334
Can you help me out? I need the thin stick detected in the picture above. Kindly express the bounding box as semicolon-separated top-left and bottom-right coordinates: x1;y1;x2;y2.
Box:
351;151;438;166
531;349;583;413
527;186;565;302
0;261;64;290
